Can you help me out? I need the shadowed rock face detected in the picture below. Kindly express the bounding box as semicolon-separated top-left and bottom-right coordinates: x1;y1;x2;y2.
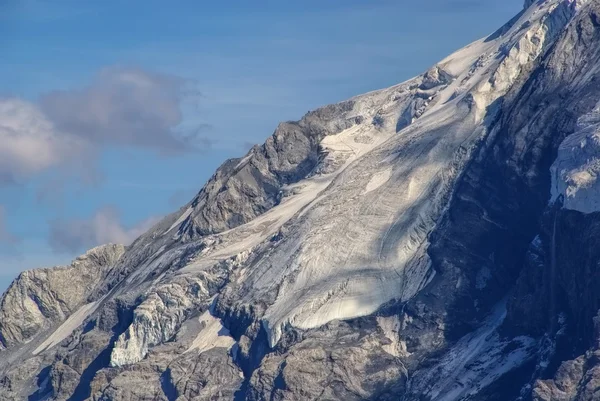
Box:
4;1;600;400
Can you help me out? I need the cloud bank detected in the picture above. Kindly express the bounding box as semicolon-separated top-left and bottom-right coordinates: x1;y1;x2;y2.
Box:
40;67;198;152
0;99;89;184
0;67;203;185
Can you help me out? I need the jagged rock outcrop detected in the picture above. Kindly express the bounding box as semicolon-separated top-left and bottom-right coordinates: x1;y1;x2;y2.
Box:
184;101;363;237
5;1;600;400
0;244;125;349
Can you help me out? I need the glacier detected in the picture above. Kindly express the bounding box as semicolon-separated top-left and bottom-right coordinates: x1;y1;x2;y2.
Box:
3;0;600;400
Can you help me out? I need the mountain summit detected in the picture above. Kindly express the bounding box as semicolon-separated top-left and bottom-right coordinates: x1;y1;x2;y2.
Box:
3;0;600;399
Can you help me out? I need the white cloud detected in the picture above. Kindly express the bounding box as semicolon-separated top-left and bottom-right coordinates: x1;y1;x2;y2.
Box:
0;67;206;186
39;67;201;152
0;99;90;184
49;206;161;253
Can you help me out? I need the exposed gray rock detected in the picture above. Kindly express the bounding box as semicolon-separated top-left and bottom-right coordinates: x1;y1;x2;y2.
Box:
5;1;600;400
0;244;125;349
247;319;407;401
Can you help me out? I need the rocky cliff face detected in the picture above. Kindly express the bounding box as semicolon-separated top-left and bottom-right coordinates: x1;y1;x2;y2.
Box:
0;244;125;349
3;1;600;400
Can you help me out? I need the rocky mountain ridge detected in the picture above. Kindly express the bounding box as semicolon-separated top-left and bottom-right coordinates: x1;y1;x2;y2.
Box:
2;0;600;400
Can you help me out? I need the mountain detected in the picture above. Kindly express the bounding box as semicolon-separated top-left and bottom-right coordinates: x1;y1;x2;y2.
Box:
3;0;600;399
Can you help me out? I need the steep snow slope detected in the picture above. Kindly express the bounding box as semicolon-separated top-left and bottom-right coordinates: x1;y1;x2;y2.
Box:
2;1;600;400
108;0;584;356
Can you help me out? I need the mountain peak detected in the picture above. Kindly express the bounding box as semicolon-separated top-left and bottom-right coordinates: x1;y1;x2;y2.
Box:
4;1;600;399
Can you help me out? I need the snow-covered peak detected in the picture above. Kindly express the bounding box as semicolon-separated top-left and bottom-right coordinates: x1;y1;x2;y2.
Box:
525;0;588;10
6;1;600;398
100;0;594;358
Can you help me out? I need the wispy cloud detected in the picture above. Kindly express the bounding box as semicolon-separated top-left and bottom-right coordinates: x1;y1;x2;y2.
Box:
48;206;161;253
40;67;203;153
0;67;208;186
0;98;92;184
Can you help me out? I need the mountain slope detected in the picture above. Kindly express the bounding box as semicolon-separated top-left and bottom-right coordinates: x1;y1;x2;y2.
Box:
3;0;600;400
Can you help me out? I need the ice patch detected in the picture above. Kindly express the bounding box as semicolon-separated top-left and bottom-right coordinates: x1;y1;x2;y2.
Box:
186;310;235;354
376;315;410;357
364;168;393;194
551;104;600;213
33;301;99;355
166;207;193;234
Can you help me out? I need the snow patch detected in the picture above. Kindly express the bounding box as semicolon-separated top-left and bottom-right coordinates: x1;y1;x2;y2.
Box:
182;123;394;276
363;168;393;194
186;310;235;354
376;315;410;357
33;301;99;355
551;103;600;213
166;207;192;234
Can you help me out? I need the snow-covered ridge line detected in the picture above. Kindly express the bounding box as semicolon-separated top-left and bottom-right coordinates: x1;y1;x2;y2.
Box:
254;0;585;347
102;0;589;363
0;0;587;377
5;0;600;399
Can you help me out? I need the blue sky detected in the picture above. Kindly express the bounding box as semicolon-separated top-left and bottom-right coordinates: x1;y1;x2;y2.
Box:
0;0;522;292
